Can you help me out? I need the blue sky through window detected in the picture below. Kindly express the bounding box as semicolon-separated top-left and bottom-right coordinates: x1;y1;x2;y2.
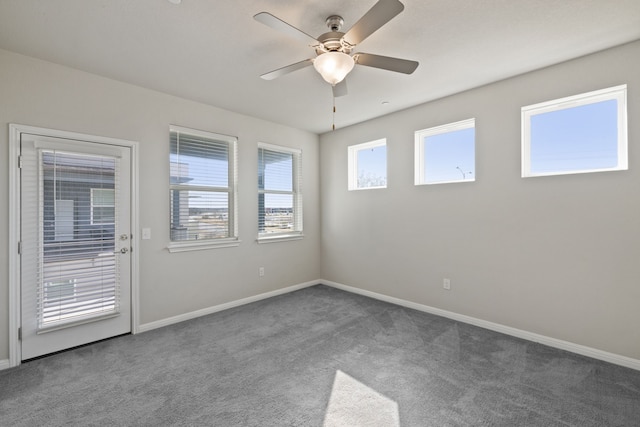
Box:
424;127;475;183
357;144;387;187
263;155;293;192
169;154;228;187
530;99;618;173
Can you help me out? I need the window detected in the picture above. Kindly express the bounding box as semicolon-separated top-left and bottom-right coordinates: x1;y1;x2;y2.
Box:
258;143;303;241
44;279;77;306
522;85;627;177
90;188;114;225
348;139;387;190
169;125;238;251
414;118;475;185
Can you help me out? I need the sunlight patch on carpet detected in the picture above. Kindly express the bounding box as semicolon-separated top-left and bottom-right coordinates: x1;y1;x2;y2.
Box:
323;370;400;427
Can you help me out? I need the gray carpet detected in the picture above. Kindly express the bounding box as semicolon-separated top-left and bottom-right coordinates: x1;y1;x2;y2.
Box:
1;285;639;426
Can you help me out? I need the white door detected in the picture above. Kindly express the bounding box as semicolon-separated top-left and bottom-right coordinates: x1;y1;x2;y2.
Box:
20;133;132;360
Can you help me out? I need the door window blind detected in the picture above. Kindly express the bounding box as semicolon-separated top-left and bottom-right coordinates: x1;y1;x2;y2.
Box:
38;150;120;331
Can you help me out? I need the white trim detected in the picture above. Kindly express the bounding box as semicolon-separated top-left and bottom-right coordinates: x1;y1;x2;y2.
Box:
9;125;21;367
521;84;628;178
8;123;141;367
167;239;241;253
348;138;387;191
137;280;320;333
322;279;640;371
258;141;302;155
169;125;237;145
256;234;304;244
130;142;141;334
6;276;639;372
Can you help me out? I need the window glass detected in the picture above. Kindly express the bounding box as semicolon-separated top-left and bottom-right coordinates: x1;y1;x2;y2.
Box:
415;119;475;185
348;139;387;190
258;143;302;240
169;126;237;245
522;85;627;177
90;189;115;224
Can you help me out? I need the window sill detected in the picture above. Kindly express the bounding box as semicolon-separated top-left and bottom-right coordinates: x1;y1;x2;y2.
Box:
416;179;475;185
349;186;387;191
167;238;241;253
256;233;304;244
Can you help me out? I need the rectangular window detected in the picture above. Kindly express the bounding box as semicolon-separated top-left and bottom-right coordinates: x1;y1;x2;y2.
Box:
522;85;627;177
348;139;387;190
90;188;115;225
414;118;475;185
44;279;77;307
54;199;74;241
258;143;303;241
169;125;238;251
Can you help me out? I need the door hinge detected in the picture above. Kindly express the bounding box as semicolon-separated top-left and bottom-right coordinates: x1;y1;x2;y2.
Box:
18;241;22;255
18;155;23;169
18;327;22;341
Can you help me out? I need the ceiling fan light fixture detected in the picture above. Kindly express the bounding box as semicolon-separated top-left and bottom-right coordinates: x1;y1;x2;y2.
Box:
313;52;355;85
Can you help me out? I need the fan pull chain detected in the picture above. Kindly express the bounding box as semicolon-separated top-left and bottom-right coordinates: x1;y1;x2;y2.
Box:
332;94;336;131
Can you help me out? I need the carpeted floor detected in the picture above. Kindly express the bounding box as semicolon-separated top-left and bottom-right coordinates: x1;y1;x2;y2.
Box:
1;285;639;426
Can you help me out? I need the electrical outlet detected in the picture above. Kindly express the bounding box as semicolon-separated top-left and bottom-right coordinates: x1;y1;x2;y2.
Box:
443;278;451;290
259;267;265;277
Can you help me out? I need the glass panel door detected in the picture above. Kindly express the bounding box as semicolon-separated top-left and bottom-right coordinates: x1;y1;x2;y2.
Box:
21;133;131;360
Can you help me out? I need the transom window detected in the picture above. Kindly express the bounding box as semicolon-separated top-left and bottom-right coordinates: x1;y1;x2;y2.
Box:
414;118;475;185
258;143;303;241
521;85;627;177
168;125;238;251
348;139;387;191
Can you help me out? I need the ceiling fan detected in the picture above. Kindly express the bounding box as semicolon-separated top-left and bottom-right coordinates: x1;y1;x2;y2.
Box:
254;0;419;97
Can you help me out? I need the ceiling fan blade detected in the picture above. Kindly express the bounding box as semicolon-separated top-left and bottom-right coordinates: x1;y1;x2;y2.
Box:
332;79;348;97
254;12;319;46
355;53;418;74
343;0;404;46
260;58;314;80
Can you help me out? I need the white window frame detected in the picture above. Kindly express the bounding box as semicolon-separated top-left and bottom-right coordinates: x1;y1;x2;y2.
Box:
257;142;303;243
521;85;627;178
414;118;476;185
90;188;115;225
167;125;239;253
348;138;387;191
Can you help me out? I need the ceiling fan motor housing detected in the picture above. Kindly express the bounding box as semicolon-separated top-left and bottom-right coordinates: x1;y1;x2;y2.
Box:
316;31;352;54
316;15;354;54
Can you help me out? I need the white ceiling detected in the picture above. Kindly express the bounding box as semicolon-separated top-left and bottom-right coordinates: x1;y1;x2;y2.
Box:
1;0;639;134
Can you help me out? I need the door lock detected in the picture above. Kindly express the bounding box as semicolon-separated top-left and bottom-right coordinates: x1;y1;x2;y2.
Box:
120;247;129;254
120;234;129;241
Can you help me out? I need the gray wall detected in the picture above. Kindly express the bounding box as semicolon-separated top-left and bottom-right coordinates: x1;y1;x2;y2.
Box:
2;40;639;365
320;40;640;360
0;49;321;361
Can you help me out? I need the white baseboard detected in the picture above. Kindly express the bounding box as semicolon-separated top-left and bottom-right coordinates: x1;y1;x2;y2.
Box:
137;280;320;333
322;279;640;371
0;359;11;371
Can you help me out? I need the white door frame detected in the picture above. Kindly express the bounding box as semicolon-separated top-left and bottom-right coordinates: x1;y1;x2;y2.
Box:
8;124;140;367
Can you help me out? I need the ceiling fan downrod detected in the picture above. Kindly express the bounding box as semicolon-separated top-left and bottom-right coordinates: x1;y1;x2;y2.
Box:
325;15;344;32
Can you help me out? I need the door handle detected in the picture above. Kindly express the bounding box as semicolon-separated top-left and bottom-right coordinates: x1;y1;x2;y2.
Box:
119;247;129;254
